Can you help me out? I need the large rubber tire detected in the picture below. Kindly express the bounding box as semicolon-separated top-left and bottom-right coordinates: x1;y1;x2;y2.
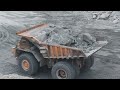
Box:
81;55;94;72
18;53;39;75
51;61;76;79
73;64;80;78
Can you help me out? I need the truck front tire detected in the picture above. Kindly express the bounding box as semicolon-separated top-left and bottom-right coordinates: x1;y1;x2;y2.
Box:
51;61;76;79
18;53;39;75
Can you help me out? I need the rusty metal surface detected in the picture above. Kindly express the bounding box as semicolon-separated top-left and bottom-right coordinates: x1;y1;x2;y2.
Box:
42;45;85;59
18;38;31;49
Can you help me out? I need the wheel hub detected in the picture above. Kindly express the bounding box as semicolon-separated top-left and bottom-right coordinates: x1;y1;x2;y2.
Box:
22;60;30;71
56;69;67;79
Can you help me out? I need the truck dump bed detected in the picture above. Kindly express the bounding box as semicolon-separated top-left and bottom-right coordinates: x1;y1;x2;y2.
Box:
16;24;108;58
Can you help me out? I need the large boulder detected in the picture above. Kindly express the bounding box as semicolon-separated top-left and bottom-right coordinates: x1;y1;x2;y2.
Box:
82;33;96;45
44;28;75;45
98;11;112;20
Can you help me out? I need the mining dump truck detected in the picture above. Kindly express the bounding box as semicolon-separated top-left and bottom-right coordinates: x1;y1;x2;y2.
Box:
12;24;108;79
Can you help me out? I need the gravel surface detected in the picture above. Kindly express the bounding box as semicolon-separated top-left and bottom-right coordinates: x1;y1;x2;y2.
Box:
0;11;120;79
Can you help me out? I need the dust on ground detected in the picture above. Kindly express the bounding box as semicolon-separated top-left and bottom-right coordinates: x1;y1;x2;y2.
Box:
0;11;120;79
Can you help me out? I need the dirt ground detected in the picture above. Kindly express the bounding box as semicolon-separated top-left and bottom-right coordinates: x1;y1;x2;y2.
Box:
1;11;120;79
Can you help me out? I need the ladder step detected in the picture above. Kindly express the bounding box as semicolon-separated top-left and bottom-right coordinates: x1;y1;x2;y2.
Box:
40;50;47;54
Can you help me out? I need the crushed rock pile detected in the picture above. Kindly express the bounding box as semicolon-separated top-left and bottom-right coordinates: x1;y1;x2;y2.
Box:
35;24;97;52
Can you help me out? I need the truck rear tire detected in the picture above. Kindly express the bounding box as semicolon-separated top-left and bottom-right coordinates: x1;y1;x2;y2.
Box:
81;55;94;72
73;64;80;78
18;53;39;75
51;61;76;79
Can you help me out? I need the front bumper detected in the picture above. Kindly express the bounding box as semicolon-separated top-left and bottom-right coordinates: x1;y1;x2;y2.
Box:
11;47;17;57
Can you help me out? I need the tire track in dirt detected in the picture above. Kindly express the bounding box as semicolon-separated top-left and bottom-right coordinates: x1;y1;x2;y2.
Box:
0;26;9;44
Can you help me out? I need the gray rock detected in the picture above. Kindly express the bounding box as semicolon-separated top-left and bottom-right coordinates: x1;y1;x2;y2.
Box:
82;33;96;45
92;13;98;19
98;12;112;20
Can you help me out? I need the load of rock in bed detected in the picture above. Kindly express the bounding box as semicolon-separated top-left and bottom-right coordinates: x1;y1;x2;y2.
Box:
35;25;98;53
